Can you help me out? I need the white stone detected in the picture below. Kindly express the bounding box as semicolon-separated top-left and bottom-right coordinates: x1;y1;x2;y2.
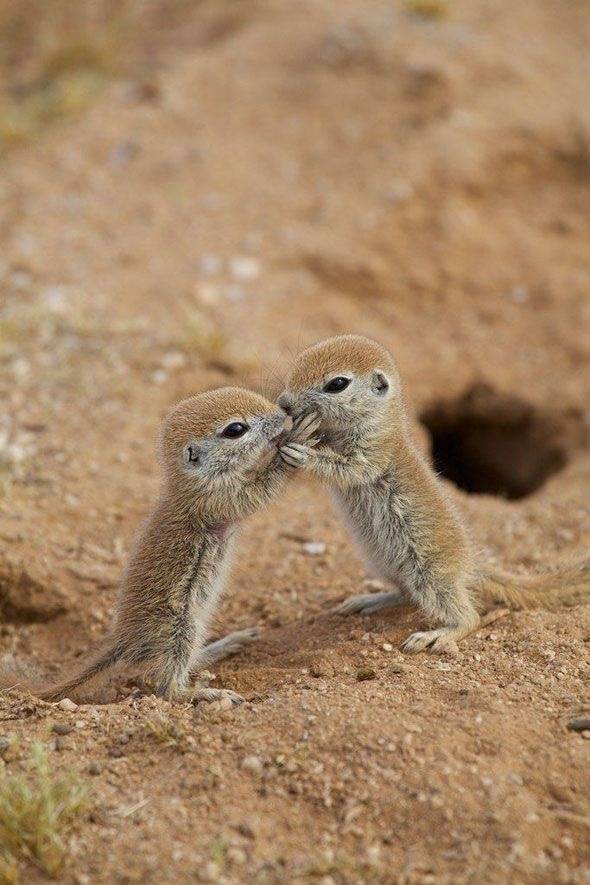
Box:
57;698;78;712
302;541;326;556
199;254;222;276
241;755;263;775
151;369;168;385
230;256;260;281
40;286;69;313
160;351;187;371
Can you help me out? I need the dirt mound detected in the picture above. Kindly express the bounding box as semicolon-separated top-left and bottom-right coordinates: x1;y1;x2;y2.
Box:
0;554;66;623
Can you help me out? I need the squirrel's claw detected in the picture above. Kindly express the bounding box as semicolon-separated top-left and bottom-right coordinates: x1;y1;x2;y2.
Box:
290;412;321;443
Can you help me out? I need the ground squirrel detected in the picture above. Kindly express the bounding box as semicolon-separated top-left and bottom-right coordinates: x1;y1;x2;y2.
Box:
37;387;316;702
278;335;589;653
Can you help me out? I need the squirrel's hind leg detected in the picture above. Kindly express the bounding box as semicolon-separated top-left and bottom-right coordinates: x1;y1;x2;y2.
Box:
333;589;405;616
400;623;477;655
192;627;260;669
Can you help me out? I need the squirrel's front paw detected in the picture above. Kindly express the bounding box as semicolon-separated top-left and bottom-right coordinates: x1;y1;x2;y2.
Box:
290;412;321;445
280;442;314;468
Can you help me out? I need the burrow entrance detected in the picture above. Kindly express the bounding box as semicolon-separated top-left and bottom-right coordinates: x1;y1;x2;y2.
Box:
420;383;586;500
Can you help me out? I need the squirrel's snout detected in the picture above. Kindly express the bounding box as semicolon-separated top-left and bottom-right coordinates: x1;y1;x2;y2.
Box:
278;392;294;414
268;413;292;447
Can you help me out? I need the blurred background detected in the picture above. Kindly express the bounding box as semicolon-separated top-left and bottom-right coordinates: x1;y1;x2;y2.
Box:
1;0;588;500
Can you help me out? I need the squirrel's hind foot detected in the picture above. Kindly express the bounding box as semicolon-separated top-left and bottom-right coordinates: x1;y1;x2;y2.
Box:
333;589;404;616
401;626;472;656
191;687;245;706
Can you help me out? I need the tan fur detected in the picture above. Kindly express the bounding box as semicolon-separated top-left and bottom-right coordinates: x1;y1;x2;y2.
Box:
476;561;590;609
279;335;589;654
289;335;397;391
31;387;314;701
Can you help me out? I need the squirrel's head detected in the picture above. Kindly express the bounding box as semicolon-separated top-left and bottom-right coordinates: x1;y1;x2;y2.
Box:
279;335;402;434
160;387;286;494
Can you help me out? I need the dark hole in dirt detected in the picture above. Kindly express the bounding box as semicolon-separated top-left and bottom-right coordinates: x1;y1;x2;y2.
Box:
420;383;586;500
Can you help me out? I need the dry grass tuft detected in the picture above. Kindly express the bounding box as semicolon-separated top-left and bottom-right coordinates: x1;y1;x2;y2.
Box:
0;744;90;880
0;51;107;151
404;0;449;19
0;1;121;152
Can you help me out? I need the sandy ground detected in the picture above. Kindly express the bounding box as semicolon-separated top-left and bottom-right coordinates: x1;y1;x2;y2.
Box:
0;0;589;881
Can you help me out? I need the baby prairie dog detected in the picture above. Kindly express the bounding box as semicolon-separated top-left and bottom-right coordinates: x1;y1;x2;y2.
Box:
41;387;316;702
278;335;589;654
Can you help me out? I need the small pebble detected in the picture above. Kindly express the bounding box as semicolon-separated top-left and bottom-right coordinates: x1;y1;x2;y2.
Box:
236;822;255;839
223;284;245;302
201;861;220;882
88;762;102;776
108;746;124;758
160;351;186;371
151;369;168;385
366;843;381;866
40;285;69;313
382;642;393;652
357;667;377;682
510;284;529;304
566;717;590;733
241;755;263;775
199;253;222;276
226;846;247;865
57;698;78;712
230;256;260;281
193;281;219;305
52;723;74;736
302;541;326;556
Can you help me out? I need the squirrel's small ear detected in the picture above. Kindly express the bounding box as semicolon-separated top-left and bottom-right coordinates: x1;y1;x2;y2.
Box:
371;370;390;396
184;443;201;466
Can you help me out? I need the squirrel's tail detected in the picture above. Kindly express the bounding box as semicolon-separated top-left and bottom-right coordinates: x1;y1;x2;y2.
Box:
36;646;122;701
0;646;121;701
474;557;590;609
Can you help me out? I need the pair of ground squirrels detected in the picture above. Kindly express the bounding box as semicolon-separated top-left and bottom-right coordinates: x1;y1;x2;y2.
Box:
278;335;590;654
16;336;589;702
37;387;319;703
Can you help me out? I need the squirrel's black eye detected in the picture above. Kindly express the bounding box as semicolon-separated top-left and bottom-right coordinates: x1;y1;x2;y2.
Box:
323;376;350;394
221;421;249;439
